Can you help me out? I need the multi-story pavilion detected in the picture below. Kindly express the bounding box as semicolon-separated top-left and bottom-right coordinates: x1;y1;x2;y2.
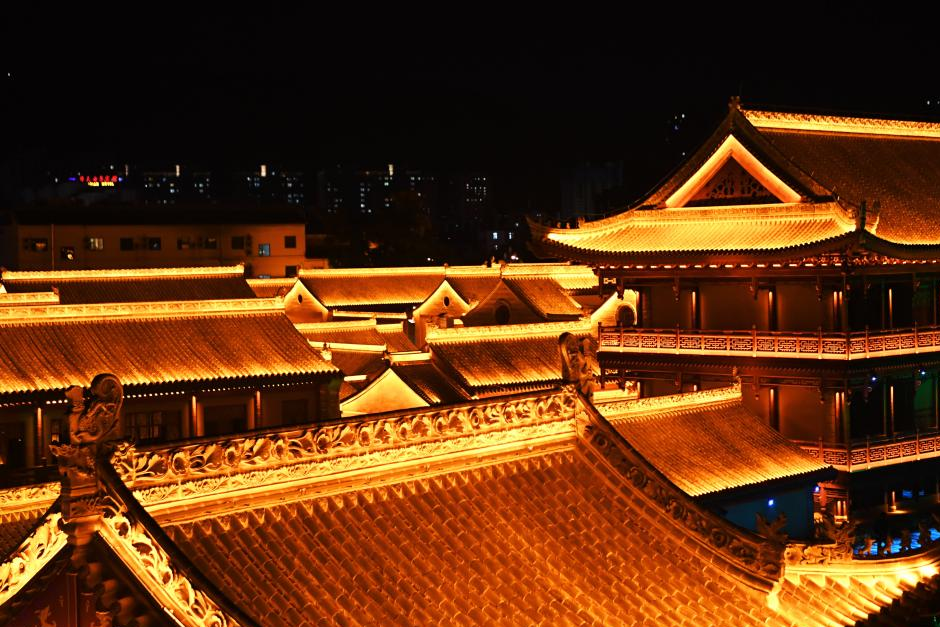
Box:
531;101;940;478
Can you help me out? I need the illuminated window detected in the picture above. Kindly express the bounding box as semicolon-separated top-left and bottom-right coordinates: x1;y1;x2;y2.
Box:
231;236;245;249
147;237;161;251
284;235;297;249
120;237;134;251
22;238;48;252
60;246;76;262
492;232;498;240
85;237;104;251
205;237;218;249
258;243;271;257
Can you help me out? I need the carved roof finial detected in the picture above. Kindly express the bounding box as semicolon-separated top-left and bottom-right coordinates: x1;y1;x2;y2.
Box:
729;95;742;111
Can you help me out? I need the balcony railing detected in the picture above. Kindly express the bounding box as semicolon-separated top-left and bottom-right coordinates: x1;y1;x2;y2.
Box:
598;323;940;360
793;430;940;471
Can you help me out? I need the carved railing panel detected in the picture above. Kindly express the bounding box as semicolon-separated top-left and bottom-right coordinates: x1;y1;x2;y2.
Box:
796;431;940;471
599;323;940;360
0;511;67;607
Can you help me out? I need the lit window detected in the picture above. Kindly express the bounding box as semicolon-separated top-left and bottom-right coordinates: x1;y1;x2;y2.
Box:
60;246;76;262
205;237;218;249
85;237;104;251
258;243;271;257
508;232;513;240
492;232;498;240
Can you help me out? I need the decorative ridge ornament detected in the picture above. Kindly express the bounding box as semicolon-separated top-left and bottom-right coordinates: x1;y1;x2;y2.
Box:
427;319;594;342
50;373;125;539
560;332;598;401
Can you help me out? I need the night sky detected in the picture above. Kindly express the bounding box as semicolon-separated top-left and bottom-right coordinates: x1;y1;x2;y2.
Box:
4;6;940;208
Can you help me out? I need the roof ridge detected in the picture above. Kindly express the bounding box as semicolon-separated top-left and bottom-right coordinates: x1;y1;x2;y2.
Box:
743;108;940;138
1;264;245;282
0;297;284;324
596;384;741;418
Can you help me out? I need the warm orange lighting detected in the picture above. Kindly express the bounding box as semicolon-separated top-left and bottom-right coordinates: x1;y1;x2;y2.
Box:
664;135;802;207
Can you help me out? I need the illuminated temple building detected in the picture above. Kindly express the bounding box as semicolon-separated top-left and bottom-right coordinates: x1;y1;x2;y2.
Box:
11;104;940;623
532;103;940;498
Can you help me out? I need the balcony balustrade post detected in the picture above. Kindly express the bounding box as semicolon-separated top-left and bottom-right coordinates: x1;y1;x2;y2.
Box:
818;326;823;359
915;322;919;354
752;325;757;357
865;326;870;358
675;325;680;355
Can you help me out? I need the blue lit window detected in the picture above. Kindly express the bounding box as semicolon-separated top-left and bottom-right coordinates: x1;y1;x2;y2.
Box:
258;243;271;257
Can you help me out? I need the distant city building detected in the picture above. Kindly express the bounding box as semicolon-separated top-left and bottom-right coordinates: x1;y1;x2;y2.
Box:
0;204;311;277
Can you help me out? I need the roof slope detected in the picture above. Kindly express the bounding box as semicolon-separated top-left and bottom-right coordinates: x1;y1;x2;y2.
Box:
427;322;593;391
752;117;940;245
599;387;830;496
298;268;444;307
0;306;336;395
95;386;940;627
391;361;469;404
504;277;584;318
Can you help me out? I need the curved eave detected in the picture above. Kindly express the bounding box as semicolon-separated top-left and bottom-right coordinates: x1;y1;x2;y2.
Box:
861;232;940;260
530;231;862;266
0;369;340;401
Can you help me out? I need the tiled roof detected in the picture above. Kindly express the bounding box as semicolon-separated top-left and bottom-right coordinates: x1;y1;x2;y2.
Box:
246;278;295;298
504;277;583;318
502;263;598;291
756;127;940;244
376;324;416;352
296;320;388;347
298;268;444;306
0;308;336;395
427;321;593;390
535;202;855;258
109;387;936;627
443;275;500;305
1;265;255;304
391;361;469;404
317;348;385;380
599;387;830;496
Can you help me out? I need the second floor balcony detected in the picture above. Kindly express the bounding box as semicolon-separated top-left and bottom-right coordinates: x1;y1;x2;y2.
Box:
598;323;940;360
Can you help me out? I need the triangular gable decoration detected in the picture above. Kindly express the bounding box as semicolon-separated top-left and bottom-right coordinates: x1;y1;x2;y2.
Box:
666;135;802;208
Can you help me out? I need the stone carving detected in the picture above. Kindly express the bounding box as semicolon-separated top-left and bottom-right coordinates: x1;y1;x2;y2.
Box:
0;512;68;607
560;333;598;401
577;417;782;581
51;374;125;526
756;513;788;545
0;483;60;517
114;390;578;494
783;514;857;565
98;503;242;627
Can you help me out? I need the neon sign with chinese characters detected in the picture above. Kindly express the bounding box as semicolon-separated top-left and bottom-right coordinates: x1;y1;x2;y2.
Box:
71;175;123;188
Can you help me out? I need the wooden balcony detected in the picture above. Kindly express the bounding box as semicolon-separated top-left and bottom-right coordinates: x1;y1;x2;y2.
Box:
598;323;940;360
794;431;940;471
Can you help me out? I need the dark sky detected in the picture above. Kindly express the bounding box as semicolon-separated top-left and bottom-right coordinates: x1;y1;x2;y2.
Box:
4;5;940;206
